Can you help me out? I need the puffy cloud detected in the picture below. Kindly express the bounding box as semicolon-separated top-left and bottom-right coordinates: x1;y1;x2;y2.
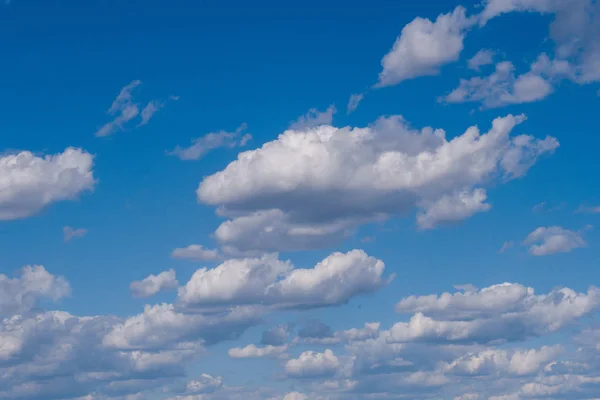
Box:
445;345;562;376
171;245;221;262
177;250;388;309
130;269;179;298
390;283;600;344
102;303;262;350
347;94;364;114
197;114;557;252
468;49;496;70
0;147;95;220
377;6;476;87
0;265;70;316
289;105;336;130
227;344;287;358
417;189;491;229
63;226;88;242
284;349;340;378
168;124;252;161
443;61;553;108
524;225;588;256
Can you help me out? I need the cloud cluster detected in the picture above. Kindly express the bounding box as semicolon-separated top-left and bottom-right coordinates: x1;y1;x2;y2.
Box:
0;147;95;220
197;114;557;252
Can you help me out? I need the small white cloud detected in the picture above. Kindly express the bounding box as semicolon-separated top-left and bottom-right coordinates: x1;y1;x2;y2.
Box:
284;349;340;378
417;189;491;229
443;60;553;108
289;105;336;130
575;204;600;214
0;148;95;221
171;244;221;261
228;344;288;359
0;266;71;316
168;123;251;161
130;269;178;298
138;100;165;127
468;49;496;70
63;226;88;242
524;226;588;256
347;93;364;114
376;6;476;87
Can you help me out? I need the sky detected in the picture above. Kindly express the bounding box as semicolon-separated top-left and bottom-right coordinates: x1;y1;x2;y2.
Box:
1;0;600;399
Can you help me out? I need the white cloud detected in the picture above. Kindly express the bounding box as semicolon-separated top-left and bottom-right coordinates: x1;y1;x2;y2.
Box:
498;241;514;253
197;114;557;252
186;374;223;394
482;0;600;84
376;6;476;87
443;61;553;108
171;245;221;262
390;283;600;344
0;266;70;316
130;269;179;298
417;189;492;229
168;123;251;161
289;105;336;130
524;225;588;256
284;349;340;378
347;94;364;114
575;204;600;214
445;345;562;376
261;324;292;346
282;393;308;400
228;344;287;358
138;100;164;127
178;250;388;309
63;226;88;242
0;147;95;220
468;49;496;70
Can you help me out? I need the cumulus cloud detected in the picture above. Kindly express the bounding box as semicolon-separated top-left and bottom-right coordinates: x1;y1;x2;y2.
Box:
228;344;287;358
443;60;553;108
482;0;600;84
445;345;562;376
168;123;252;161
63;226;88;242
261;324;292;346
0;147;95;220
130;269;179;298
390;283;600;344
524;225;588;256
177;250;388;309
289;105;336;130
284;349;340;378
376;6;476;87
171;244;221;262
186;374;223;394
468;49;496;70
0;266;71;316
347;94;364;114
197;114;557;252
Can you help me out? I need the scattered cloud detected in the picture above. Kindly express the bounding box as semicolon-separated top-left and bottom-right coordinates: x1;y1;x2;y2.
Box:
171;244;221;262
284;349;340;378
261;324;292;346
63;226;88;242
168;124;251;161
575;204;600;214
442;60;553;108
0;148;95;221
289;105;336;130
524;225;588;256
130;269;179;298
376;6;476;87
228;344;287;359
468;49;496;71
177;250;389;309
347;93;364;113
197;114;557;252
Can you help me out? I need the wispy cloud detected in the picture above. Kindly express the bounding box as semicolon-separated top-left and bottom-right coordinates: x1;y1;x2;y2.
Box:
63;226;88;242
289;105;336;130
168;124;251;161
347;94;364;114
96;81;176;137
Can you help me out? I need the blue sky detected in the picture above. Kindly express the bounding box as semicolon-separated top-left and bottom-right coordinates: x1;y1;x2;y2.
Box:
1;0;600;399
